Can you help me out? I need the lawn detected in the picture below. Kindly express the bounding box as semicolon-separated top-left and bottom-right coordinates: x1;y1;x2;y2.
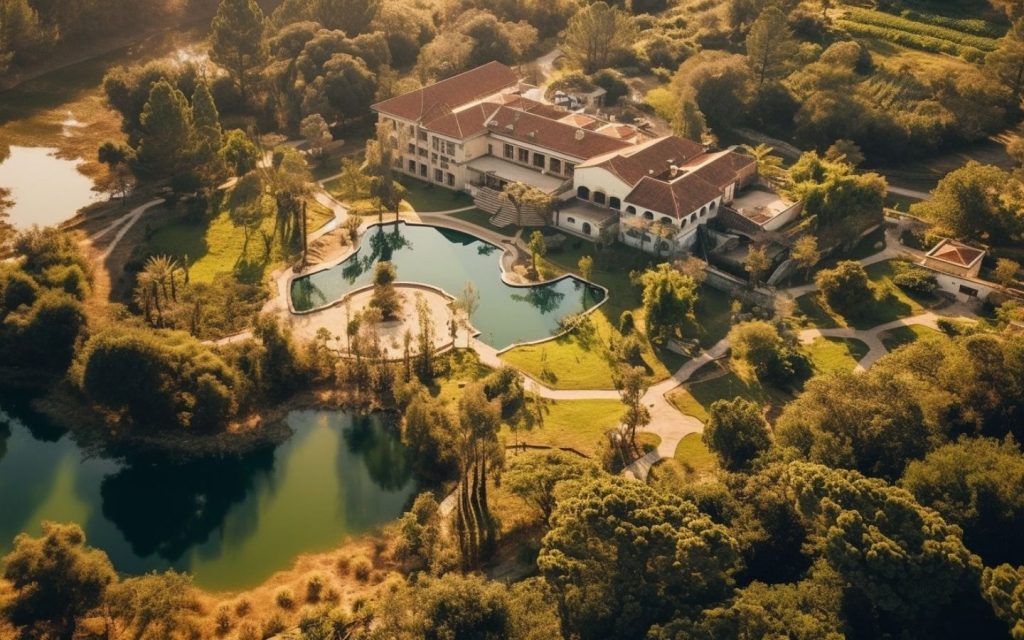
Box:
144;186;330;284
879;324;944;351
673;433;717;475
502;398;624;458
500;311;673;389
668;366;790;422
804;337;871;373
398;176;473;212
795;260;926;330
508;242;734;389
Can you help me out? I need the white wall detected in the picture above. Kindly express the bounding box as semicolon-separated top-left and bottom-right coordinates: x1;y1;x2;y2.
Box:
934;273;995;302
573;166;633;205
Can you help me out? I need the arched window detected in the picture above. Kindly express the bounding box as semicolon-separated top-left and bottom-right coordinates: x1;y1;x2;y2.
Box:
709;200;717;211
593;191;606;206
689;214;696;224
700;206;707;217
626;205;636;215
661;217;673;226
582;222;593;235
577;186;590;200
643;211;654;220
681;218;687;227
566;217;576;224
609;197;621;210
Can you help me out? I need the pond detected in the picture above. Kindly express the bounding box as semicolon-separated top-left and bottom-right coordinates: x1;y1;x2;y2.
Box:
0;146;98;228
0;400;417;591
290;222;605;349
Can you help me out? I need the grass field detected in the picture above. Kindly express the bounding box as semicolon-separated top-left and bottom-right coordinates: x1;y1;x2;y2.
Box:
502;398;624;458
668;366;790;422
500;311;674;389
145;189;331;284
804;337;870;373
879;324;944;350
648;433;718;486
398;177;473;212
795;260;927;330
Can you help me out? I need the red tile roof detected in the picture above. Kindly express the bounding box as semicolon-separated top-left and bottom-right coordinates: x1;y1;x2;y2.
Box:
929;240;985;267
372;61;519;123
626;173;724;220
579;136;706;187
484;106;632;160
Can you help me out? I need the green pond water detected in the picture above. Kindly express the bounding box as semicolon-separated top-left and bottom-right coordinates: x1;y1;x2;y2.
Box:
290;222;605;349
0;400;417;591
0;146;98;228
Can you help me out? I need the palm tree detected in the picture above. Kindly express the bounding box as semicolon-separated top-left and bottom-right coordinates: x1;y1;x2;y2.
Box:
741;143;785;184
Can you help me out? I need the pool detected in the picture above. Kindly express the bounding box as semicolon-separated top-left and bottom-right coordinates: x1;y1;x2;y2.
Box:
290;222;605;350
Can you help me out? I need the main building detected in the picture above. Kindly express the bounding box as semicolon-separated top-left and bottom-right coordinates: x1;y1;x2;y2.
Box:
371;61;760;256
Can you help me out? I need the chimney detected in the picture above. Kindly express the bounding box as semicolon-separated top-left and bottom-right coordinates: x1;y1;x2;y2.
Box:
670;165;679;178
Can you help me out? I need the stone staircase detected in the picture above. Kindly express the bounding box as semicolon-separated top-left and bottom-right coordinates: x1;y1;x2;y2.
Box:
473;187;549;228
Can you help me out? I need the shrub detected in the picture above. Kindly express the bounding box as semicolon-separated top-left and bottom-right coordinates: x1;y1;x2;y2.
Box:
234;598;252;616
275;587;295;610
262;613;286;639
215;605;232;635
336;556;351;576
591;69;629;105
307;574;325;603
619;310;635;335
236;621;260;640
891;261;938;295
352;556;373;582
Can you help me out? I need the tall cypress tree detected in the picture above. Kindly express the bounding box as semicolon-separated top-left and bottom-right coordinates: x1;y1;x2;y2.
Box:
137;80;196;179
209;0;267;101
191;80;224;183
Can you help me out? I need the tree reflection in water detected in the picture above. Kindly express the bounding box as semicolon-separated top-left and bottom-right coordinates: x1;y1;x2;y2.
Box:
511;284;567;314
341;414;413;492
99;447;276;561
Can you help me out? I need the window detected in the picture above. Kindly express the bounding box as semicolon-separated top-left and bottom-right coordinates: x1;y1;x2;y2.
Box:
432;137;440;151
446;141;456;156
662;217;673;225
447;173;455;186
408;159;416;172
550;158;562;174
431;153;438;163
700;206;707;217
418;148;427;157
418;130;427;141
626;205;636;214
710;200;717;211
609;197;621;210
407;143;415;154
504;144;514;159
518;148;529;163
420;163;427;177
435;168;443;182
959;284;979;297
566;217;576;224
582;222;592;235
643;211;653;220
533;153;546;168
566;163;575;176
593;192;606;205
577;186;590;200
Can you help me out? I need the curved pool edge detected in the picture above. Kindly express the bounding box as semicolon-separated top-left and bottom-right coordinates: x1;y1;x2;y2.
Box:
284;219;610;353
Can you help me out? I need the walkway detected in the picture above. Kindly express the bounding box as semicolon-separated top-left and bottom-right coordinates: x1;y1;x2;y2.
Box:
91;198;164;260
796;312;942;371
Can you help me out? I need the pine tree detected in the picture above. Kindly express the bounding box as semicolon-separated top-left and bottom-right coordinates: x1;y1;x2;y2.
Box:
209;0;267;100
191;80;224;183
137;80;196;179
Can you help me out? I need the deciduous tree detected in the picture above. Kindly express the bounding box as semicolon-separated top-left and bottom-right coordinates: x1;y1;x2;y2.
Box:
2;522;116;640
703;397;771;470
637;262;698;345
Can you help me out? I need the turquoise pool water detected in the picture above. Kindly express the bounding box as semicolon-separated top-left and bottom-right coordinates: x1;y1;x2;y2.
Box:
290;222;604;349
0;401;416;591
